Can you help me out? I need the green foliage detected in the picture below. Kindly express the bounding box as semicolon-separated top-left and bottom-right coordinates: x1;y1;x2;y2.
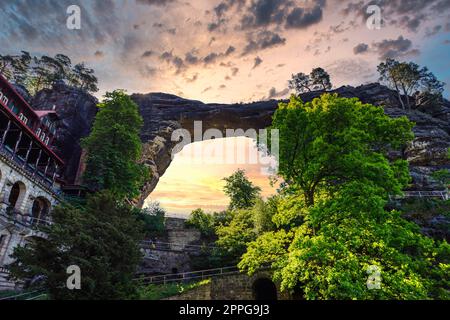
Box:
240;183;450;299
212;198;276;266
432;170;450;189
238;93;449;299
214;209;257;265
82;90;148;200
223;169;261;210
431;148;450;189
9;191;144;300
135;201;166;236
186;208;215;238
269;93;414;206
0;52;98;94
377;58;445;110
137;280;210;300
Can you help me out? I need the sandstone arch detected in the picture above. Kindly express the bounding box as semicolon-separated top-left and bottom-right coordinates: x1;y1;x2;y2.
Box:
131;84;398;207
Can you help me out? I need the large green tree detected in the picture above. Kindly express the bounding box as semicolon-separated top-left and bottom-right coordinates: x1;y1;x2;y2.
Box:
82;90;148;200
9;191;144;300
269;94;413;207
239;94;450;299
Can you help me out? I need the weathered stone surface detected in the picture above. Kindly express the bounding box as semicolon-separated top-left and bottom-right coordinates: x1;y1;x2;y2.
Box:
31;82;98;184
130;83;450;206
31;83;450;203
163;272;292;300
139;218;203;274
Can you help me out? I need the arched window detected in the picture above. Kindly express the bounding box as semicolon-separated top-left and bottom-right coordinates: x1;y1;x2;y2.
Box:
8;181;26;210
31;197;51;225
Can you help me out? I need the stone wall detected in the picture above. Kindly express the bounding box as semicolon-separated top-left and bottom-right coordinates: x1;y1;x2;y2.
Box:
140;217;203;274
164;282;211;300
0;156;59;271
141;250;192;274
161;272;292;300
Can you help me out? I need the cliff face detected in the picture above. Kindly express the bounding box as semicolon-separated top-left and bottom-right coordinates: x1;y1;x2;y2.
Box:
131;83;450;207
29;83;449;205
31;82;98;184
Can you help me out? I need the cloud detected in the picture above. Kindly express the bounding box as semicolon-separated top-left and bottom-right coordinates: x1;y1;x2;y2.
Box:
240;0;325;30
342;0;450;32
353;43;369;54
252;56;263;69
225;45;236;55
185;73;199;83
242;30;286;55
141;50;155;58
203;52;219;65
266;87;289;99
136;0;175;6
140;65;158;78
159;51;185;73
285;5;324;29
372;35;419;60
94;50;105;58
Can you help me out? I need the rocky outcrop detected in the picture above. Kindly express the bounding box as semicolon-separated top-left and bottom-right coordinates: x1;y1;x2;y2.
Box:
131;83;450;207
31;82;98;184
29;82;449;204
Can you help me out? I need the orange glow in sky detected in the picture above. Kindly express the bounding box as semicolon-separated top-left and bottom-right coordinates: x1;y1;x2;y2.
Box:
145;137;279;217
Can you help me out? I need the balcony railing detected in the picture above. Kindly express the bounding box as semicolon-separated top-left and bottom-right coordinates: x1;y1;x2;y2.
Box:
0;143;60;195
1;207;51;230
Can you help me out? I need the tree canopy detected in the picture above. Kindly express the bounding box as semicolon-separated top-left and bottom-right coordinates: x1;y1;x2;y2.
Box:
269;93;414;206
223;169;261;211
9;191;144;300
0;52;98;95
289;67;332;94
81;90;148;200
237;94;450;299
377;58;445;110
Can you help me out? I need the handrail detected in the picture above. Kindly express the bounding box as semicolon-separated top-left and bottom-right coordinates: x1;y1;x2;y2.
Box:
0;288;46;301
0;210;52;230
389;190;449;201
140;240;216;252
135;266;239;284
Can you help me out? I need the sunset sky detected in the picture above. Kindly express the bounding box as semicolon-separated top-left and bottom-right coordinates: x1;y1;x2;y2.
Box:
1;0;449;215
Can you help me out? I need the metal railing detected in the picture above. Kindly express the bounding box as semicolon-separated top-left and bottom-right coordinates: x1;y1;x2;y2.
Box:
0;144;60;195
0;208;51;230
135;266;239;285
140;240;216;253
0;266;10;274
0;288;46;301
390;190;449;201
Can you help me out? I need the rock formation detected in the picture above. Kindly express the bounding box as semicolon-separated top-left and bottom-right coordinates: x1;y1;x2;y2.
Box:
28;82;449;206
31;82;98;184
131;83;450;207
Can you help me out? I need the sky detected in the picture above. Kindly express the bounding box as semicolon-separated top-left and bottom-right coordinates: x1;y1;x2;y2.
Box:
1;0;449;215
146;137;279;216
